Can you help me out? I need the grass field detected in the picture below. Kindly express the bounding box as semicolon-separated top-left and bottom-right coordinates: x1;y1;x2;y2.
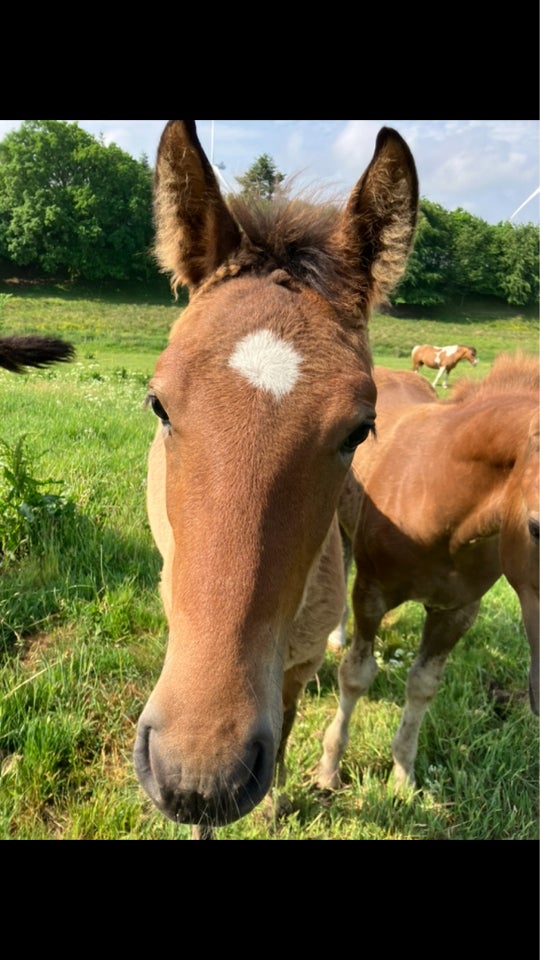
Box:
0;281;538;841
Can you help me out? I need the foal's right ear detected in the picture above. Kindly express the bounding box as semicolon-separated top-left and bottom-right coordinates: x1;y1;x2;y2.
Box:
153;120;242;293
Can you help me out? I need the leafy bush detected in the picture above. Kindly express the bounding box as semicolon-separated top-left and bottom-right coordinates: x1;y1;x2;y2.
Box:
0;435;74;562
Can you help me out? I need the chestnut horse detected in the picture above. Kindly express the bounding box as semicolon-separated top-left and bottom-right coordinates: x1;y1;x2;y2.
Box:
411;343;478;388
0;335;74;373
318;353;539;795
327;367;437;651
133;119;419;838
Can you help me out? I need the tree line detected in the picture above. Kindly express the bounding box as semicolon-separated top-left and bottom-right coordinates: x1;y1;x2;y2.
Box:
0;120;537;307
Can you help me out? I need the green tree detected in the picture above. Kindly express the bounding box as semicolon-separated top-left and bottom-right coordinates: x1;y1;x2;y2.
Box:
448;208;495;300
235;154;285;201
492;221;539;307
393;200;539;308
0;120;154;281
393;199;453;306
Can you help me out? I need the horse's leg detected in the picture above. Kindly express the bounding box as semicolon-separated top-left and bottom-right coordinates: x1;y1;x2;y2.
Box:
328;526;353;651
264;671;310;821
514;585;539;715
317;579;385;790
432;366;445;388
276;675;304;788
391;600;481;790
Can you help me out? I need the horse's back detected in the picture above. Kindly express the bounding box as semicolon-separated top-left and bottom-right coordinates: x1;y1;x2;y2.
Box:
374;364;437;414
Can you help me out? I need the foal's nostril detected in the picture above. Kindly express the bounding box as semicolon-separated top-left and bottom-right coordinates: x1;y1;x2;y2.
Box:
133;719;276;826
528;517;540;541
133;721;150;778
242;734;274;798
133;721;163;808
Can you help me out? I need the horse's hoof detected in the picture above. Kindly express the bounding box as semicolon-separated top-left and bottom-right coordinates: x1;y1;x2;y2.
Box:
191;825;215;840
315;769;342;792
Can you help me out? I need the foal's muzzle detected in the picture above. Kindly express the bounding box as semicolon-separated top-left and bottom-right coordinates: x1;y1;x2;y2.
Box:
133;716;276;826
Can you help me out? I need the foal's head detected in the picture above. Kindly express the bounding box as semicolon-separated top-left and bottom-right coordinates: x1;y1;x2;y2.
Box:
134;120;419;828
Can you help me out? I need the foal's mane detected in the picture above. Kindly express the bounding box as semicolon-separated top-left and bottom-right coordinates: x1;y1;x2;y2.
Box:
217;186;373;312
447;351;539;403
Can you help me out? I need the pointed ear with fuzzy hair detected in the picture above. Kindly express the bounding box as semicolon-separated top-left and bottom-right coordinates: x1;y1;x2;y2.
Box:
153;120;242;292
336;127;419;310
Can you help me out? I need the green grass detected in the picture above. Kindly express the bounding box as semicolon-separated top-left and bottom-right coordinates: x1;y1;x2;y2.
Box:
0;282;538;840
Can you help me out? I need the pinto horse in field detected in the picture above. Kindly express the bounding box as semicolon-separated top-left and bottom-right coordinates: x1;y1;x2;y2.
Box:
133;119;419;838
0;335;74;373
411;343;478;388
318;353;539;794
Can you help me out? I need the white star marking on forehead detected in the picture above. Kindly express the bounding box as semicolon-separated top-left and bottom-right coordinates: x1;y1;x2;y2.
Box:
228;329;303;400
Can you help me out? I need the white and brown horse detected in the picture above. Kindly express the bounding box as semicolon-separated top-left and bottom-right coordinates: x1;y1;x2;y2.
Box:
411;343;478;387
0;335;74;373
319;353;539;794
133;119;419;837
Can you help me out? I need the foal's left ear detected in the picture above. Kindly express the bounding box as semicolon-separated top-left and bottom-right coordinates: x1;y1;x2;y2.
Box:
153;120;242;292
337;127;419;310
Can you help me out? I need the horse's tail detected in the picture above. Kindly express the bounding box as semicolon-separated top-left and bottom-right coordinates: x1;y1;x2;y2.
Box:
0;335;75;373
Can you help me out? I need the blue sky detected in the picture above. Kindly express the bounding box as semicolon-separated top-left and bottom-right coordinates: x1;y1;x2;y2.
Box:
0;119;538;225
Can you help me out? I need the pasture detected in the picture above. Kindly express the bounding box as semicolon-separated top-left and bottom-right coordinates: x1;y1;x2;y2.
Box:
0;282;538;840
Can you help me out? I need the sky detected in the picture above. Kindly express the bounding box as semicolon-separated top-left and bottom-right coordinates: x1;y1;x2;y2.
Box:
0;119;538;226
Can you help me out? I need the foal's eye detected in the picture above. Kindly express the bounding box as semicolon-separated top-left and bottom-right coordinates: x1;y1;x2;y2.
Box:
340;421;375;457
146;393;170;425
